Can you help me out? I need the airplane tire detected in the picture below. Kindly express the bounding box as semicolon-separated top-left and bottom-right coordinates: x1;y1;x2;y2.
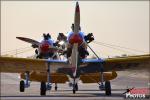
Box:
73;89;76;94
40;82;46;96
105;81;111;95
20;80;25;92
55;86;58;91
75;84;78;91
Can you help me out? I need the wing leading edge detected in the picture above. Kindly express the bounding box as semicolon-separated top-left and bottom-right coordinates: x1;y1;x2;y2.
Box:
81;54;150;72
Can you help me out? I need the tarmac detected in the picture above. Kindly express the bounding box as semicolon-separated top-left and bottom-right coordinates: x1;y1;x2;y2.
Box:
0;71;150;100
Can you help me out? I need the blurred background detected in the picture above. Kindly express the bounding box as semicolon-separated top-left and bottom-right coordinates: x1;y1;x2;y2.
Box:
1;1;149;58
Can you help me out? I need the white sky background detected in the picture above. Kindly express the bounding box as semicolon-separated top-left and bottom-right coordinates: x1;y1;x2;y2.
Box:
1;1;149;58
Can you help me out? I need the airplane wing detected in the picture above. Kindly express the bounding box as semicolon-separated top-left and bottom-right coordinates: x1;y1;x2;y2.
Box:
80;54;150;73
78;54;149;83
102;54;150;71
0;56;68;73
16;37;40;47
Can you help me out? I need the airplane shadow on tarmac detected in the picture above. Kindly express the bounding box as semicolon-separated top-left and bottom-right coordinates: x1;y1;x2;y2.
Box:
1;90;124;98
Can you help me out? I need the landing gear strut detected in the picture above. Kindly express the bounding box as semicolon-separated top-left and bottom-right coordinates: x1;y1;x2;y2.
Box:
40;81;46;96
72;78;76;94
46;63;52;91
73;83;78;94
105;81;111;95
40;63;52;96
75;83;78;91
25;71;30;88
19;71;30;92
87;44;112;95
72;78;78;94
98;65;111;95
55;83;58;91
99;71;105;90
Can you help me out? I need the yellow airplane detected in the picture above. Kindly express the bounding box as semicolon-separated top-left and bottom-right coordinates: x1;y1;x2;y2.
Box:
0;1;150;96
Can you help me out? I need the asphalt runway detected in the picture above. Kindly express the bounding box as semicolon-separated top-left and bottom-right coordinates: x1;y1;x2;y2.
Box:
0;71;149;100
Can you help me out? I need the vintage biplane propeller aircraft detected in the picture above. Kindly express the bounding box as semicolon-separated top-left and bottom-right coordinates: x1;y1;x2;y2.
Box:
16;33;63;59
0;2;149;96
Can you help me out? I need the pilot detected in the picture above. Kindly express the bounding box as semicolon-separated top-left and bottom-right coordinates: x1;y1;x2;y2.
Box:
54;33;67;49
43;33;51;40
42;33;54;46
47;33;51;39
43;33;47;39
57;33;67;42
71;23;81;31
67;23;85;41
71;23;74;31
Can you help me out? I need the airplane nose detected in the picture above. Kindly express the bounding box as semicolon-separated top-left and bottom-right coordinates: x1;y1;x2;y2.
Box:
69;34;83;45
40;43;50;53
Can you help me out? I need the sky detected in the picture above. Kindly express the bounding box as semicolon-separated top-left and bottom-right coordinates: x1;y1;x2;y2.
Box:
1;1;149;58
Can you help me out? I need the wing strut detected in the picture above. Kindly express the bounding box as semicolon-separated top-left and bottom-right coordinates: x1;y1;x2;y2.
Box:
87;44;105;90
25;71;30;88
47;62;52;90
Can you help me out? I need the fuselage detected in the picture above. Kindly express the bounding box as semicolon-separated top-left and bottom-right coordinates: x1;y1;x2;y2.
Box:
66;1;88;59
65;2;89;78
